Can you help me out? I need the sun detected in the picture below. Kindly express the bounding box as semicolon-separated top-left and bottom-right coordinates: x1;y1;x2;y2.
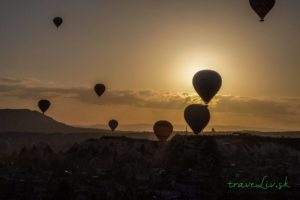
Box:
184;66;199;82
171;50;224;91
177;65;204;89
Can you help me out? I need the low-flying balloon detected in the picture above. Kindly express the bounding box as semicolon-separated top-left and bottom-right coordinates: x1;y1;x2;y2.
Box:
94;84;106;97
108;120;118;132
38;100;51;114
193;70;222;104
53;17;63;28
153;120;173;141
184;104;210;135
249;0;276;22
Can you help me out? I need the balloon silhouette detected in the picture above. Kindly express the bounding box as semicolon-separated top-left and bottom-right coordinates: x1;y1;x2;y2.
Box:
38;100;51;114
153;120;173;141
53;17;63;28
94;84;106;97
184;104;210;135
193;70;222;104
108;120;118;132
249;0;275;22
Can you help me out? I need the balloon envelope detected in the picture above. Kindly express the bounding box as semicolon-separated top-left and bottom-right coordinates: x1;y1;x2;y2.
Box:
193;70;222;104
38;100;51;114
94;84;106;97
53;17;63;28
153;120;173;141
249;0;275;21
108;120;118;132
184;104;210;134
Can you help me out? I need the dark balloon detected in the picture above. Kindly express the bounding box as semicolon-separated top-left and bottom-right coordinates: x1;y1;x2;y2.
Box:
38;100;51;114
193;70;222;104
94;84;106;97
108;120;118;132
184;104;210;135
53;17;63;28
153;120;173;141
249;0;275;22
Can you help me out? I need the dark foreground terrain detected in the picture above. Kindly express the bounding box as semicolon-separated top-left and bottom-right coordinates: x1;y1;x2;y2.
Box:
0;134;299;199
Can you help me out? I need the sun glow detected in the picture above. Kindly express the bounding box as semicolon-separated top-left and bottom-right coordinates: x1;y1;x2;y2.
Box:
172;50;226;91
182;65;201;85
176;63;215;91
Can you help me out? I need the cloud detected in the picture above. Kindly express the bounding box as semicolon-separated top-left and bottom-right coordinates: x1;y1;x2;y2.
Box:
69;89;197;109
0;77;56;88
212;95;299;117
0;77;299;119
0;77;196;109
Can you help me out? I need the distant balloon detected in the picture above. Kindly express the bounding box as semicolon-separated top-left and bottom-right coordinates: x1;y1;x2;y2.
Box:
94;84;106;97
193;70;222;104
184;104;210;135
153;120;173;141
38;100;51;114
249;0;275;22
108;120;118;132
53;17;63;28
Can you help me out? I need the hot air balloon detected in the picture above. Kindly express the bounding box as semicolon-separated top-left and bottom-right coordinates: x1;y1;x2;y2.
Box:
108;120;118;132
53;17;63;28
38;99;51;114
153;120;173;141
249;0;275;22
94;84;106;97
193;70;222;104
184;104;210;135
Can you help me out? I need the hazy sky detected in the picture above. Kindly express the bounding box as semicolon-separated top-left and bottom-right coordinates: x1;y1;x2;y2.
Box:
1;0;300;131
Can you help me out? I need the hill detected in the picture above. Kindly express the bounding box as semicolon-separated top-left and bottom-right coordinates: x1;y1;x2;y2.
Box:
0;109;103;133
